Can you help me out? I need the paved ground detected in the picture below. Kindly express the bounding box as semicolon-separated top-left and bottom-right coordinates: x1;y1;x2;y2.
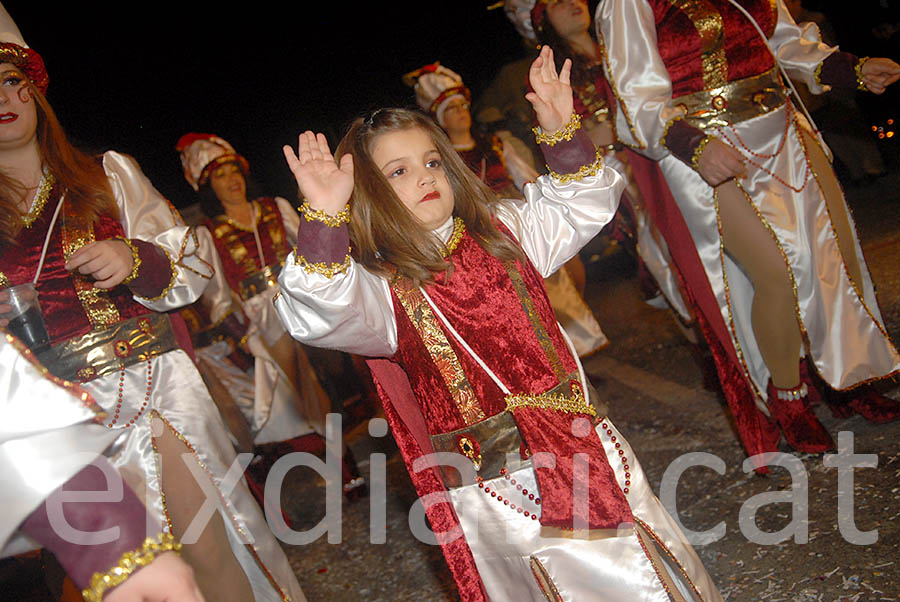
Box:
277;172;900;602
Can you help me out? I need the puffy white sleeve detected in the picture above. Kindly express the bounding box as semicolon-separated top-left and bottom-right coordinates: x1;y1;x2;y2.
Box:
103;151;215;311
275;229;398;357
597;0;684;159
195;225;235;324
768;0;836;93
494;165;624;278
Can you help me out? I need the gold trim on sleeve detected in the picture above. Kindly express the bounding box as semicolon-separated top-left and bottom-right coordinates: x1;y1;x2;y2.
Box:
81;532;181;602
855;57;870;91
300;201;351;227
691;136;712;170
293;249;352;278
532;113;581;146
545;148;604;184
116;237;142;285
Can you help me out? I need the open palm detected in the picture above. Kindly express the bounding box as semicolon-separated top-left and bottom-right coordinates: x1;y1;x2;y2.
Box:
283;131;354;215
525;45;575;135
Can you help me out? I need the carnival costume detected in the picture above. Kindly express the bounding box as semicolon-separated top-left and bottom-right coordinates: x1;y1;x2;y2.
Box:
405;62;609;358
599;0;900;461
275;119;722;601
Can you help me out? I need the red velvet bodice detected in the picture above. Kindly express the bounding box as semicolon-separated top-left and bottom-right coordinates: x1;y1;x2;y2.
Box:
390;229;579;435
651;0;777;96
0;186;152;345
206;197;290;294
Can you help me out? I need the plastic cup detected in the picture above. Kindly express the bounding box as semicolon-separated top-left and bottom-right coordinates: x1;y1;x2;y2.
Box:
1;283;50;353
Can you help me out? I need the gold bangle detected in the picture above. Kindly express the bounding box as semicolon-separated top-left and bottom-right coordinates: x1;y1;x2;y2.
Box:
82;532;181;602
300;201;351;227
855;57;870;91
116;237;142;285
533;113;581;146
691;136;712;170
545;147;604;184
294;248;352;278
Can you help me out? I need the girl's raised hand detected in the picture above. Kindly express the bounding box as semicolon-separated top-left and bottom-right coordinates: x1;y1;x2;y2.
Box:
283;131;354;215
525;45;575;136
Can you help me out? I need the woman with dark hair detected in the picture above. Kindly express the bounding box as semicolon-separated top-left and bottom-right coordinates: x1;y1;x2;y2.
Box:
176;134;366;498
0;7;305;600
599;0;900;458
275;46;722;602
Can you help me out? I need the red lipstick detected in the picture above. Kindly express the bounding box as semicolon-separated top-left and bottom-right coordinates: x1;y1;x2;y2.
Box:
0;112;18;123
420;191;440;202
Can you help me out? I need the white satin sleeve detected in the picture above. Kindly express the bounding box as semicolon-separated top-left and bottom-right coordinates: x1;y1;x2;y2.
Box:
768;0;836;93
275;197;300;248
196;225;236;324
0;337;118;551
597;0;683;159
102;151;216;311
494;165;624;278
276;256;398;357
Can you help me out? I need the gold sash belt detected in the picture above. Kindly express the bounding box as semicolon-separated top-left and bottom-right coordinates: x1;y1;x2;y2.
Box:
672;68;787;130
429;375;607;488
238;261;282;301
38;313;177;383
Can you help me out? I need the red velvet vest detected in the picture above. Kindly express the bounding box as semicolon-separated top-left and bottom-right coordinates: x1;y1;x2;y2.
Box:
205;197;290;294
1;185;151;345
389;228;579;436
651;0;778;96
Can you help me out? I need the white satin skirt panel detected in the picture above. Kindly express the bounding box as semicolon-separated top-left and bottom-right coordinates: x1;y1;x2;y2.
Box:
448;419;722;602
543;267;608;357
83;349;306;602
658;104;899;396
197;341;315;445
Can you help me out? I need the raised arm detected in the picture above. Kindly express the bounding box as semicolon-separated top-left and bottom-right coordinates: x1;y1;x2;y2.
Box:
497;45;624;277
275;132;397;357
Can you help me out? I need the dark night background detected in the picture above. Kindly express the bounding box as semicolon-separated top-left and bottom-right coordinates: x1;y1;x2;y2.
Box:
6;1;899;210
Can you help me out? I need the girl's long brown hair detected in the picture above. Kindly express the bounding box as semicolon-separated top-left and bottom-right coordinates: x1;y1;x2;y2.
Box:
0;79;117;244
336;108;524;286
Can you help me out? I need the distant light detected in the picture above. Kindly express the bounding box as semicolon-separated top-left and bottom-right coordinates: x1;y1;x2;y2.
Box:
878;133;885;139
887;131;895;138
872;125;878;131
888;119;895;125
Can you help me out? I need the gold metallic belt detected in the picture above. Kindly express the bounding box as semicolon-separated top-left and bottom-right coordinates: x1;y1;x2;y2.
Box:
430;375;607;488
37;313;177;383
238;261;283;301
672;69;787;130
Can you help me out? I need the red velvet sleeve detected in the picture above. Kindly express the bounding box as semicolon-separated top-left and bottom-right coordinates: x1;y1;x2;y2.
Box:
818;51;861;89
18;458;153;591
125;239;174;299
537;127;597;175
295;219;350;264
662;119;709;168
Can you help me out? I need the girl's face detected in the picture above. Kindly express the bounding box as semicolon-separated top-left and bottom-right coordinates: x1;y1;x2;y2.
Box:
370;127;454;231
546;0;590;39
0;63;38;152
209;161;247;208
440;96;471;135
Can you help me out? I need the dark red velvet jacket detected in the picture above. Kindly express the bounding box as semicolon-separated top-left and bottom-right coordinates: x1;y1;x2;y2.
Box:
205;197;290;294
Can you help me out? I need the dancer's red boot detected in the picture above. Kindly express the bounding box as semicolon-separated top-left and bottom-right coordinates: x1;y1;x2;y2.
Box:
766;380;834;453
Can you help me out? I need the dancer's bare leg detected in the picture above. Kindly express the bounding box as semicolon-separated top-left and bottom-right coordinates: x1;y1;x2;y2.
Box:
718;181;803;388
153;417;253;601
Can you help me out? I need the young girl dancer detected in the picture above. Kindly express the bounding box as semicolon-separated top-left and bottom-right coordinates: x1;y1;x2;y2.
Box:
275;46;722;602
